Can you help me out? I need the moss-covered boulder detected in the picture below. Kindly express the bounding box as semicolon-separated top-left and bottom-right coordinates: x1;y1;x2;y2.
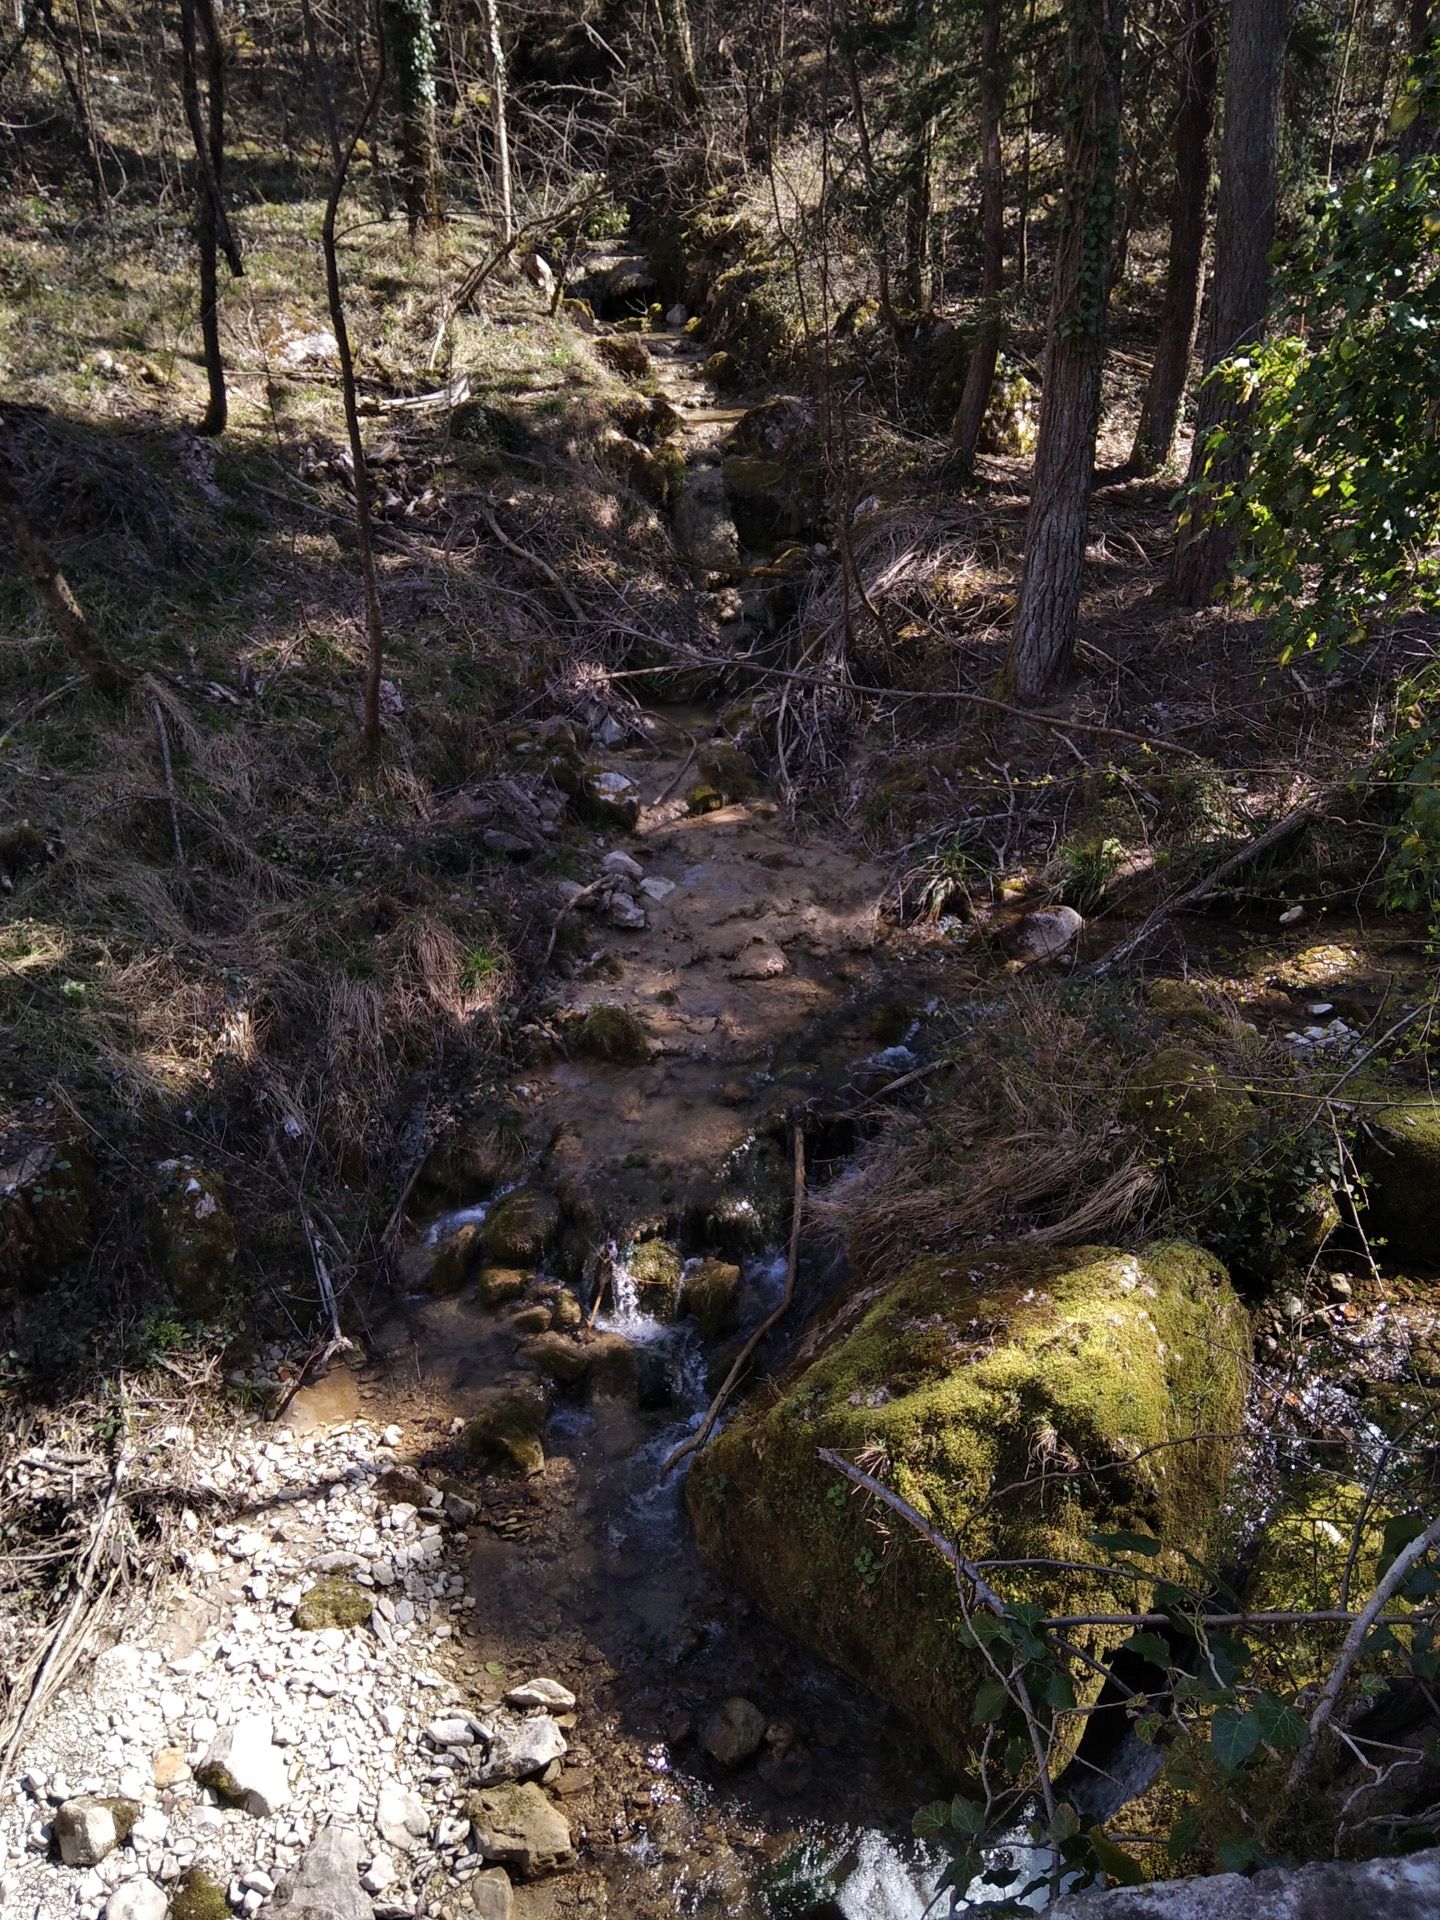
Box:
722;398;823;547
169;1870;229;1920
572;1005;651;1064
688;1241;1248;1779
697;744;758;804
465;1382;549;1476
1358;1100;1440;1264
418;1110;525;1204
426;1220;485;1295
681;1258;743;1338
481;1187;561;1265
150;1159;236;1315
294;1574;374;1630
976;356;1038;457
522;1331;591;1388
478;1265;532;1307
1126;1048;1258;1171
625;1237;684;1317
594;335;651;382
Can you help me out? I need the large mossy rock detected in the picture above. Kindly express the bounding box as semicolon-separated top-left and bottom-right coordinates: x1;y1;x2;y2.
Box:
481;1186;561;1265
721;398;823;548
687;1241;1248;1779
1358;1100;1440;1265
150;1159;236;1315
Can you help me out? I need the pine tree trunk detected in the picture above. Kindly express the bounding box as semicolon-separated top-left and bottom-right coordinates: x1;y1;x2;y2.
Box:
1172;0;1287;606
1130;0;1218;475
380;0;437;234
477;0;512;243
953;0;1004;466
1005;0;1125;704
899;0;936;311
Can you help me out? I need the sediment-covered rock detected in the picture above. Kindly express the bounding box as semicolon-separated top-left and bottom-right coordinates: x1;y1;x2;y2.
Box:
688;1240;1248;1778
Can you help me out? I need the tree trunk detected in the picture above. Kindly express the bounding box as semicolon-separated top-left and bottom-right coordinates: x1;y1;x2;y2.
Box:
837;0;896;327
477;0;512;244
1400;0;1438;157
380;0;437;233
0;475;131;697
301;0;389;758
899;0;936;311
1005;0;1125;704
656;0;701;111
1129;0;1218;475
179;0;242;435
1171;0;1288;606
953;0;1004;466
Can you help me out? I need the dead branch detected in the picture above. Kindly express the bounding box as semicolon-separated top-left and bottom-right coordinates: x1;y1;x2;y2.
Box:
479;506;584;621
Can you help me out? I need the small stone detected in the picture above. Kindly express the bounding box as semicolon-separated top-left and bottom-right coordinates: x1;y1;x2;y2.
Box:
1009;905;1084;963
359;1857;395;1896
699;1697;766;1768
195;1715;290;1817
105;1883;167;1920
54;1799;134;1868
475;1714;567;1785
287;1826;373;1920
502;1680;576;1714
604;891;647;931
727;945;787;981
601;851;643;880
425;1717;476;1749
467;1868;514;1920
638;876;675;904
240;1872;276;1897
376;1785;429;1852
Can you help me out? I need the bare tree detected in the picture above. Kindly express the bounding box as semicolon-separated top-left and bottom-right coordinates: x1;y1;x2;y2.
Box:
1129;0;1218;475
179;0;243;435
477;0;513;243
1005;0;1125;703
1172;0;1288;605
300;0;388;757
953;0;1005;466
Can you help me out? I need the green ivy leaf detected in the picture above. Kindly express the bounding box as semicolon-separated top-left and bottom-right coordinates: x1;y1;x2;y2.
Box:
1212;1707;1262;1771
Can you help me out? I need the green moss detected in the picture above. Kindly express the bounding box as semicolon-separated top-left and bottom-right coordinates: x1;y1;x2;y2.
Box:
294;1574;374;1630
150;1160;236;1316
704;350;741;388
626;1237;683;1316
572;1005;651;1064
170;1871;229;1920
480;1186;561;1264
478;1265;531;1307
465;1381;548;1476
523;1330;591;1386
680;1257;742;1337
688;1240;1249;1780
697;744;758;803
1126;1047;1258;1171
594;335;651;382
1359;1099;1440;1262
687;784;724;815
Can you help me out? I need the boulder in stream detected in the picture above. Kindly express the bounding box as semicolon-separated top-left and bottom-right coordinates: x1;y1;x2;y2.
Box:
480;1187;560;1265
464;1382;549;1477
1358;1098;1440;1264
687;1240;1248;1779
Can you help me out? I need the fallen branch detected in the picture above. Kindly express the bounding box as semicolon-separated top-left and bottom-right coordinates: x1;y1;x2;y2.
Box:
365;373;472;416
660;1128;807;1476
152;699;185;866
541;876;607;970
480;505;584;621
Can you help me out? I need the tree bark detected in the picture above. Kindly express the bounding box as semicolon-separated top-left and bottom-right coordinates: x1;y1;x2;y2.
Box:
1129;0;1218;475
477;0;512;244
953;0;1004;466
0;475;131;697
1400;0;1438;157
1171;0;1288;606
179;0;242;436
899;0;937;311
1005;0;1125;704
301;0;389;758
656;0;701;111
380;0;437;233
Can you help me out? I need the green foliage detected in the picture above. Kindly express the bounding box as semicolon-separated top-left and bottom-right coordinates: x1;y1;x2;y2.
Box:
1224;140;1440;663
380;0;436;116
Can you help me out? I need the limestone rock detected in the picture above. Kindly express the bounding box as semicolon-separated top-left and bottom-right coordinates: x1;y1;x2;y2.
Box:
674;466;742;576
699;1697;766;1768
105;1881;167;1920
604;890;647;931
467;1868;514;1920
1045;1846;1440;1918
1008;905;1083;963
287;1825;373;1920
375;1784;429;1852
504;1679;576;1713
196;1714;290;1817
688;1241;1248;1780
1359;1099;1440;1264
582;769;642;828
426;1221;485;1295
466;1783;574;1879
475;1712;568;1784
55;1798;135;1868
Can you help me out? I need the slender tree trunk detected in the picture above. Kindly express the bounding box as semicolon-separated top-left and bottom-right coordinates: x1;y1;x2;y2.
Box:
301;0;388;758
837;0;896;327
36;0;107;215
656;0;701;111
1129;0;1218;474
179;0;240;435
0;476;131;697
1016;0;1038;287
953;0;1004;466
477;0;512;244
380;0;437;233
1400;0;1438;156
1005;0;1125;704
899;0;936;310
1172;0;1288;605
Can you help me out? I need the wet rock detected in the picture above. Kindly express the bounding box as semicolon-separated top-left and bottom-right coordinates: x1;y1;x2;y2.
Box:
478;1266;532;1307
376;1783;429;1851
689;1241;1248;1780
674;466;743;576
510;1304;553;1335
150;1159;236;1314
627;1238;684;1317
756;1722;812;1795
466;1783;575;1879
425;1220;485;1295
522;1332;591;1388
700;1697;766;1768
1045;1846;1440;1917
1006;905;1083;963
55;1798;136;1867
481;1188;561;1265
1358;1098;1440;1264
195;1715;290;1817
680;1259;742;1339
572;1004;651;1064
722;397;823;545
464;1382;549;1477
467;1868;514;1920
582;769;642;828
587;1332;640;1401
105;1880;167;1920
287;1825;373;1920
